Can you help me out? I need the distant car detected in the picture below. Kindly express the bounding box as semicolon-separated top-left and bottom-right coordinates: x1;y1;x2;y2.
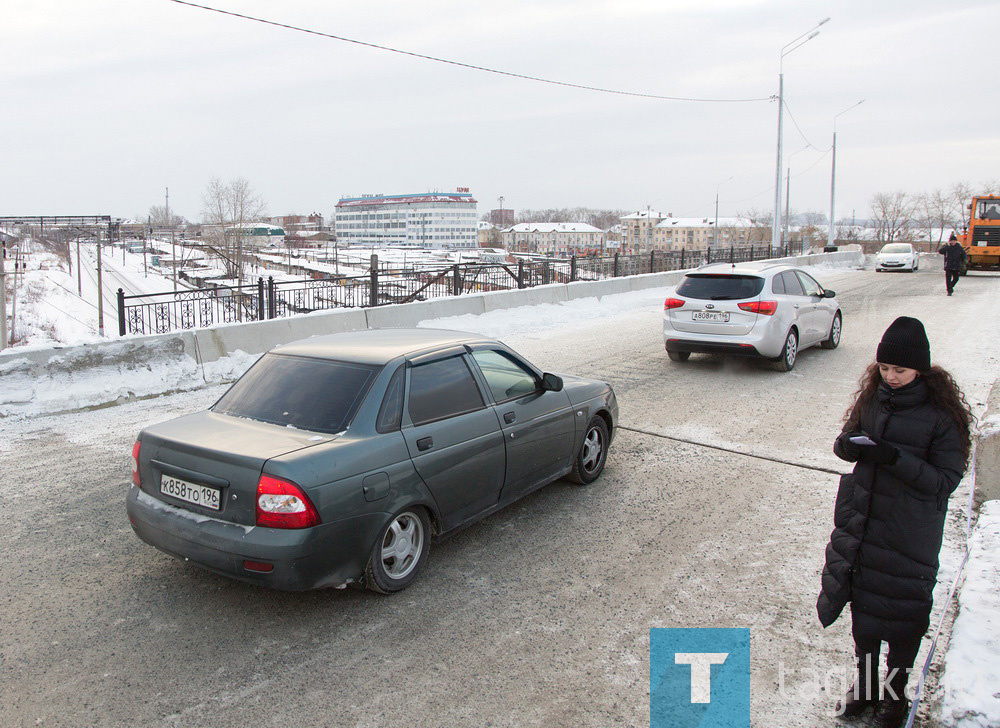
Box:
126;328;618;593
662;262;841;371
875;243;919;272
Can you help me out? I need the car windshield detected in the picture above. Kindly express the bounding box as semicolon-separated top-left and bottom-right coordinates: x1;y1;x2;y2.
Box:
676;274;765;300
213;353;380;434
880;244;911;253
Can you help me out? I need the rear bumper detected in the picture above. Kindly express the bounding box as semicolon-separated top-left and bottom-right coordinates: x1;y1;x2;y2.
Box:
126;486;382;590
665;339;764;358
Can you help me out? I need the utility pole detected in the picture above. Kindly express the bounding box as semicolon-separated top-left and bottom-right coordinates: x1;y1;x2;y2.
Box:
167;186;176;292
76;238;83;295
96;231;105;337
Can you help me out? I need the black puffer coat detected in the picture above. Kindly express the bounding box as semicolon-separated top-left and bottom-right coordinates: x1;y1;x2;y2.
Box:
817;378;965;641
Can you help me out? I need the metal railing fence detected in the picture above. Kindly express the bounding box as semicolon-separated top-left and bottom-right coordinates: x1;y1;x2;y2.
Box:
118;244;794;336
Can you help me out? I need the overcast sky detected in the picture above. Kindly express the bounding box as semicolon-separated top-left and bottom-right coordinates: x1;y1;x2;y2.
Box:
3;0;998;226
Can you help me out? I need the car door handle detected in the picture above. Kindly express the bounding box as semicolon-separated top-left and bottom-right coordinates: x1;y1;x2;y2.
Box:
503;412;516;424
416;436;433;451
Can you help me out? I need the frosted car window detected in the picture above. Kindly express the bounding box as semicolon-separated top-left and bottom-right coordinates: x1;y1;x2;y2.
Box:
676;274;765;300
471;350;539;402
213;353;378;434
408;356;485;426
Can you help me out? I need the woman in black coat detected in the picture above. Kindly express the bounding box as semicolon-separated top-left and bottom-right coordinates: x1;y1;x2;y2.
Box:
817;316;973;727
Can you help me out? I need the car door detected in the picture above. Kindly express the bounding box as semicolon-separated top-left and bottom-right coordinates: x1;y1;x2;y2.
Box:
795;270;832;345
775;271;814;341
468;347;576;501
401;351;506;529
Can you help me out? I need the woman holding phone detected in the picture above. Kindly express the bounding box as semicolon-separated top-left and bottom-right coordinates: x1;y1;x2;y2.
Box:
816;316;973;727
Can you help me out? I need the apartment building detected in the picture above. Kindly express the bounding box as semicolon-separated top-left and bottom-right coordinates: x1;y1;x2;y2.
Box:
503;222;605;254
652;216;743;251
334;190;478;248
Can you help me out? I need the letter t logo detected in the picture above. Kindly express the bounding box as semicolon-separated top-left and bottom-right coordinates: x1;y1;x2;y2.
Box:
675;653;729;703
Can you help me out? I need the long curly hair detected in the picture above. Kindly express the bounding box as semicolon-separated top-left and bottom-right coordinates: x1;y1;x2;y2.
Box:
845;363;975;464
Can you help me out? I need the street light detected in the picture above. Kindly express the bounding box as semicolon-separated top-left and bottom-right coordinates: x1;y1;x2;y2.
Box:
714;176;734;249
773;18;830;252
828;99;865;248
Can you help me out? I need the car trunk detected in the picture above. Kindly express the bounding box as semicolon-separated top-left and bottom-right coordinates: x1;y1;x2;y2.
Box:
668;305;760;336
138;411;324;526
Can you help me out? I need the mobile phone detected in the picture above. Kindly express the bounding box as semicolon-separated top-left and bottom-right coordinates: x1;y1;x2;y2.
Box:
849;435;876;446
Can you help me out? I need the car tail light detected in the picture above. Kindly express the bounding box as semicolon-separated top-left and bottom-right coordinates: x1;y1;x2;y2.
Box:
738;300;778;316
256;475;320;529
131;441;141;487
664;297;686;310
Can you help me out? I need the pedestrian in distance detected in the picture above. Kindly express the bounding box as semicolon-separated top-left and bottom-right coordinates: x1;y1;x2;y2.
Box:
816;316;973;727
938;235;966;296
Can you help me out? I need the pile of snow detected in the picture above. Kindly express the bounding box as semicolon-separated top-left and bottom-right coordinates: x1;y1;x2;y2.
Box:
940;500;1000;727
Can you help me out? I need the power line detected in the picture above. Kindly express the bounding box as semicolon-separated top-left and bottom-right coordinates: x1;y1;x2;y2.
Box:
167;0;772;104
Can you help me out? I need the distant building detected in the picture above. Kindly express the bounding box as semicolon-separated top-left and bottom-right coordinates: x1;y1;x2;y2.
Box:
653;216;743;251
620;210;669;251
503;222;605;254
334;190;478;248
224;223;286;249
268;213;325;233
489;208;515;227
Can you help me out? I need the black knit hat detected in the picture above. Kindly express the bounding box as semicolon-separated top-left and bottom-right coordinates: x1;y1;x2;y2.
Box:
877;316;930;371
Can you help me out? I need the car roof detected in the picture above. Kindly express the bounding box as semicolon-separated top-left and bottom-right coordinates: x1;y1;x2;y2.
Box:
690;261;795;277
270;328;491;365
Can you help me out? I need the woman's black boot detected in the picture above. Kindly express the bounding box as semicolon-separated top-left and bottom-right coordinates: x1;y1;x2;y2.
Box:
873;668;910;728
835;652;878;720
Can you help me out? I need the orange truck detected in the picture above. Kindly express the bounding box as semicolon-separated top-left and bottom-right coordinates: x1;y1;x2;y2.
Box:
958;195;1000;270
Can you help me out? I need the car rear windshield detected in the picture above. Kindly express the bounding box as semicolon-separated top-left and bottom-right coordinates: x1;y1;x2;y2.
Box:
880;244;911;253
675;274;765;300
213;353;380;434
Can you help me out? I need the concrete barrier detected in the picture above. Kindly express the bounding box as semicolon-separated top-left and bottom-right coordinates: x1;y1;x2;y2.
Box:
974;380;1000;507
0;250;865;417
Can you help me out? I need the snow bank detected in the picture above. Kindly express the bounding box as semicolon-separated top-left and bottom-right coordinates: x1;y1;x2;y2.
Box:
0;342;257;419
940;500;1000;728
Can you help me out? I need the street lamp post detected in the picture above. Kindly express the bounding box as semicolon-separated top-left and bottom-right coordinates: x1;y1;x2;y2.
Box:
828;100;865;249
773;18;829;252
714;176;734;249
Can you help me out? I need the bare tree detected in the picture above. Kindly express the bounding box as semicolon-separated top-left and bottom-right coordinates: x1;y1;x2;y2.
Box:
144;205;186;228
735;208;773;244
869;192;916;243
200;177;267;283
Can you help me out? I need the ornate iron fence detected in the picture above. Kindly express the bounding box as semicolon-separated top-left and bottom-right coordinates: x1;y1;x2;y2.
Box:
117;244;794;335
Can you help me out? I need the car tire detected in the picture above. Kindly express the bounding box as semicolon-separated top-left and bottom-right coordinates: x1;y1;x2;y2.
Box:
667;350;690;362
774;329;798;371
820;312;842;349
567;416;609;485
365;508;431;594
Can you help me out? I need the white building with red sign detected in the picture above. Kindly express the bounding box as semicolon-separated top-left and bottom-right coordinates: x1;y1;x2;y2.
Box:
334;190;478;249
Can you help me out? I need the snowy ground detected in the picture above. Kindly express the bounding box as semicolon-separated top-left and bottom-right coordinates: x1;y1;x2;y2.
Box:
2;244;998;726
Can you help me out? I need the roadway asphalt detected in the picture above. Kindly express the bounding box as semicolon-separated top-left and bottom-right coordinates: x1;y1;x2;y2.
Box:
1;258;997;727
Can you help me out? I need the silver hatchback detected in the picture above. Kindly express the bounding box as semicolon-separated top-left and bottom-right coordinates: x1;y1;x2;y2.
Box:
662;262;842;371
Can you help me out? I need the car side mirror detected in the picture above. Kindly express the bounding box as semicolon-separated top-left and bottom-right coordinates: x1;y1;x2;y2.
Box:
541;373;563;392
823;289;836;298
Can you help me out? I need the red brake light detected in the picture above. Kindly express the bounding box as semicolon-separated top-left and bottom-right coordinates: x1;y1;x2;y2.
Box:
738;300;778;316
256;475;320;529
131;441;141;487
664;297;686;310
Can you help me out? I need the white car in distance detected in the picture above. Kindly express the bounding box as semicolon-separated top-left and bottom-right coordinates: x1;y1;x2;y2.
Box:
875;243;919;272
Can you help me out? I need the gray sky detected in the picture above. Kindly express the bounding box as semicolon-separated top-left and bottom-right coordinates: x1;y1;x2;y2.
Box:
3;0;998;225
